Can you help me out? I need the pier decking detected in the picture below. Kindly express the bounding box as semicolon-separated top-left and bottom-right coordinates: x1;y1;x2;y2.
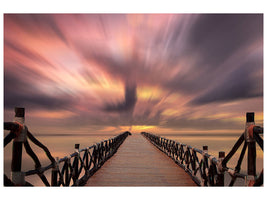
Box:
4;108;263;186
85;134;196;186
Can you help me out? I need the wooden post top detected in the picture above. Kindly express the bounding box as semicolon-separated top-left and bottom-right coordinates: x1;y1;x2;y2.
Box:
15;107;25;118
219;151;225;158
246;112;254;123
75;144;80;150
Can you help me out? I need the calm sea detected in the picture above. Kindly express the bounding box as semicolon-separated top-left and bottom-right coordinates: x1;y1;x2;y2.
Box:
4;132;263;186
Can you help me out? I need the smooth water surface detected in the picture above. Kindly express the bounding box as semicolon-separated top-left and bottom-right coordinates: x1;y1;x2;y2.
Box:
4;132;263;186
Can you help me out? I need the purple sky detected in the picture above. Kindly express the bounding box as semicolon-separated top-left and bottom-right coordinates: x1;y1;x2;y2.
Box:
4;14;263;134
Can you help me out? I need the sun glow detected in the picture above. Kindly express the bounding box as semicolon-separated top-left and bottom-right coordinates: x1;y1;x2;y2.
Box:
29;110;76;119
137;86;162;101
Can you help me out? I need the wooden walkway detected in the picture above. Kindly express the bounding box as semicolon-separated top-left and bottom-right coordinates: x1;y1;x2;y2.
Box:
85;134;196;186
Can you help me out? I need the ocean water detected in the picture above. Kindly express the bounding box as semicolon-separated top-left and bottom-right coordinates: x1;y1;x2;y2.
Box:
3;132;263;186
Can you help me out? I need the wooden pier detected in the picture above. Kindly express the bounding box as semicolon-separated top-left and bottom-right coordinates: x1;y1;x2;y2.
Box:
85;134;196;186
4;108;263;187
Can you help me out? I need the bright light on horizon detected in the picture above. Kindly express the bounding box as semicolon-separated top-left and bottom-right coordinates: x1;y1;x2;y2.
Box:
4;14;263;135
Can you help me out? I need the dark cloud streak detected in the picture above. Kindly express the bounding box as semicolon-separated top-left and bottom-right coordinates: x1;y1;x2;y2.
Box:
189;53;263;105
103;83;137;113
5;14;69;45
4;69;75;110
164;14;263;102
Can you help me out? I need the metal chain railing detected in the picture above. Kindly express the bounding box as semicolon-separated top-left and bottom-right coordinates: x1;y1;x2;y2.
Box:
4;107;131;186
141;112;263;186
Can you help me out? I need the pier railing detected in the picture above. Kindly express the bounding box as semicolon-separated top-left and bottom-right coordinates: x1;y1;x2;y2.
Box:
141;112;263;186
4;107;130;186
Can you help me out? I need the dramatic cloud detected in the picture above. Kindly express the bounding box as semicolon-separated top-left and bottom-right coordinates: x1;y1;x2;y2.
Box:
4;68;76;110
103;83;137;113
189;51;263;105
165;14;263;96
4;14;263;134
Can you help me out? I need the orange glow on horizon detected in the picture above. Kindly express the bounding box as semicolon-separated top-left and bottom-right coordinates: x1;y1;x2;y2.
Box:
29;110;77;119
4;14;263;135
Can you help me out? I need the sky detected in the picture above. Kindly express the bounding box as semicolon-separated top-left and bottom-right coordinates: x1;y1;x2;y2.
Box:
3;14;263;135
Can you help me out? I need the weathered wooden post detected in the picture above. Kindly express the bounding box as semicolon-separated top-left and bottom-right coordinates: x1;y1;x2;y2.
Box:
74;143;80;185
202;145;208;186
11;107;26;185
164;138;167;152
51;157;59;186
245;112;256;186
100;141;104;165
85;147;89;172
104;141;107;160
217;151;225;186
111;139;114;154
203;146;208;153
98;143;102;166
106;140;110;158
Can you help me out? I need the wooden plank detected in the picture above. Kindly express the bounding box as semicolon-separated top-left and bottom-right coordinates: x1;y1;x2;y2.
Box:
85;134;196;186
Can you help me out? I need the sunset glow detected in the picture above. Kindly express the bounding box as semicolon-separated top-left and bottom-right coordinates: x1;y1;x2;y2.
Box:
4;14;263;135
